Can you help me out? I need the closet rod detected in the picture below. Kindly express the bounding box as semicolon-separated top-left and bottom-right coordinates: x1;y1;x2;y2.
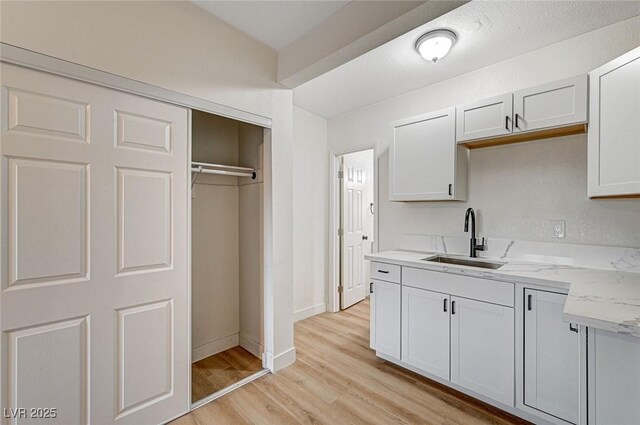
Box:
192;161;254;173
191;166;256;179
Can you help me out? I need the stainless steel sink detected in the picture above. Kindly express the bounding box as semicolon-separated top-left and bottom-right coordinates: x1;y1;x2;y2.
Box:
421;255;505;270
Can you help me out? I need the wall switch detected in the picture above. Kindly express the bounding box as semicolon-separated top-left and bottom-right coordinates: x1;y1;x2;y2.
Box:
551;220;566;238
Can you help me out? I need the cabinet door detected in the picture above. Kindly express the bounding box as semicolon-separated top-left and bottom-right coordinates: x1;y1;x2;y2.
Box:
369;282;375;350
524;290;580;424
401;286;450;380
588;329;640;425
513;75;587;133
588;46;640;197
451;297;514;406
372;279;401;359
390;107;456;201
456;93;513;142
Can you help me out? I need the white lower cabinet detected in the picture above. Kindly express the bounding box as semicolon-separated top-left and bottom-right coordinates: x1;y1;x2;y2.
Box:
523;289;580;424
451;297;514;406
588;329;640;425
401;286;450;380
369;261;639;424
372;279;401;359
369;283;376;350
400;284;514;406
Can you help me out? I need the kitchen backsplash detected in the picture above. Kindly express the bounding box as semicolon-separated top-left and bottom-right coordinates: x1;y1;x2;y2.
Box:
399;234;640;273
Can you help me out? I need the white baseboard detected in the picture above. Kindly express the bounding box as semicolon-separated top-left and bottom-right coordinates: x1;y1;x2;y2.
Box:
294;302;326;322
239;333;263;358
192;333;239;363
267;346;296;372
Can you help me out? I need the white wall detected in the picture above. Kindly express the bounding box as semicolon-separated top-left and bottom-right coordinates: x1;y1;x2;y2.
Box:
327;16;640;250
0;0;295;369
292;106;329;321
238;123;265;356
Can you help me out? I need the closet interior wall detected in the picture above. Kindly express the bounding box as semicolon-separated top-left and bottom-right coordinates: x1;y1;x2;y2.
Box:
191;110;264;363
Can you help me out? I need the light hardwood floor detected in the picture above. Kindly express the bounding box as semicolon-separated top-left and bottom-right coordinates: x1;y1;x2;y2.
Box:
175;299;529;425
192;346;264;402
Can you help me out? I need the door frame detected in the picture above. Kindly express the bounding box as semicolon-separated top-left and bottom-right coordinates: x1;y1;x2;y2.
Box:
0;43;275;418
328;145;378;313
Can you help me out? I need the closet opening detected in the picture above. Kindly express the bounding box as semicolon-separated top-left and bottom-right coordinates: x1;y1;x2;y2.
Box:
189;109;268;406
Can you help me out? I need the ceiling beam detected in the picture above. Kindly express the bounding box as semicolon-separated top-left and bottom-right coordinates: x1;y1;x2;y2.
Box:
277;0;467;88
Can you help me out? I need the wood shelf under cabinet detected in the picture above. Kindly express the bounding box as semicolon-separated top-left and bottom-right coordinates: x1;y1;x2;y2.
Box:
460;123;587;150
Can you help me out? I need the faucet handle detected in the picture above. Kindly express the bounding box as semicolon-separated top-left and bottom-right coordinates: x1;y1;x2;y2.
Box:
475;237;486;251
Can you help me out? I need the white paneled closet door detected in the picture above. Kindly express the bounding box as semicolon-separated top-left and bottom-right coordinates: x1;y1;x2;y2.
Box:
0;64;189;425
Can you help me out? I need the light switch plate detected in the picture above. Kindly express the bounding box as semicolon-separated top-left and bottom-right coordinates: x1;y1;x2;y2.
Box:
551;220;566;238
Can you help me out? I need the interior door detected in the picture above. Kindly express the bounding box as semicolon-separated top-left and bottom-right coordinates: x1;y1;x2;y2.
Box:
0;64;189;424
524;289;580;424
401;286;450;380
451;297;514;406
340;155;367;309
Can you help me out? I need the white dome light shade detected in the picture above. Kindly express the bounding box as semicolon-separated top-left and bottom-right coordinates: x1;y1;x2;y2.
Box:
415;29;457;63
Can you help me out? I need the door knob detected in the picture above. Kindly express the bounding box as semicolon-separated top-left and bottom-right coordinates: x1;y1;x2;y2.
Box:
362;235;368;240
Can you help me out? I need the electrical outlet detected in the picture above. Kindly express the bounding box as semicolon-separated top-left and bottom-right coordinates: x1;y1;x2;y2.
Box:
551;220;566;238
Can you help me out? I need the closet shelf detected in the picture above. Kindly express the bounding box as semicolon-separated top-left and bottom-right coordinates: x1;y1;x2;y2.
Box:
191;161;257;179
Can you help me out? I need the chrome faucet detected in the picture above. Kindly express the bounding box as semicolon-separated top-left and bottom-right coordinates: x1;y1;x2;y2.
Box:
464;208;486;258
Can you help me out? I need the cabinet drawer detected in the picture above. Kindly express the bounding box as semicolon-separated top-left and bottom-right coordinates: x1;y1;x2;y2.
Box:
403;267;514;307
371;262;401;283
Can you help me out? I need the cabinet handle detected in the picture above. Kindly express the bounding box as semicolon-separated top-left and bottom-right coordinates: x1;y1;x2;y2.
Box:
515;113;520;128
451;300;456;315
443;298;448;313
370;282;374;293
448;184;452;196
505;115;509;131
527;294;532;311
377;270;389;274
569;323;579;333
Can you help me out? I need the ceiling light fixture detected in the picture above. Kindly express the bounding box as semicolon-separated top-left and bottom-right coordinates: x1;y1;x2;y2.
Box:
415;29;457;63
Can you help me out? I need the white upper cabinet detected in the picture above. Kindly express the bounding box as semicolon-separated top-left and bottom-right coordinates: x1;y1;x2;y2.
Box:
455;75;587;146
513;75;588;133
523;290;580;425
456;93;513;142
588;46;640;198
390;107;467;201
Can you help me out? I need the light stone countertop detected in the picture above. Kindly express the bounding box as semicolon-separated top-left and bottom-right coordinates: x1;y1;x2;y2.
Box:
365;250;640;338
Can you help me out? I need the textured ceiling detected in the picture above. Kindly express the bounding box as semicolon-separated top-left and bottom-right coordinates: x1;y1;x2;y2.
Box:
293;1;640;118
193;1;349;51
